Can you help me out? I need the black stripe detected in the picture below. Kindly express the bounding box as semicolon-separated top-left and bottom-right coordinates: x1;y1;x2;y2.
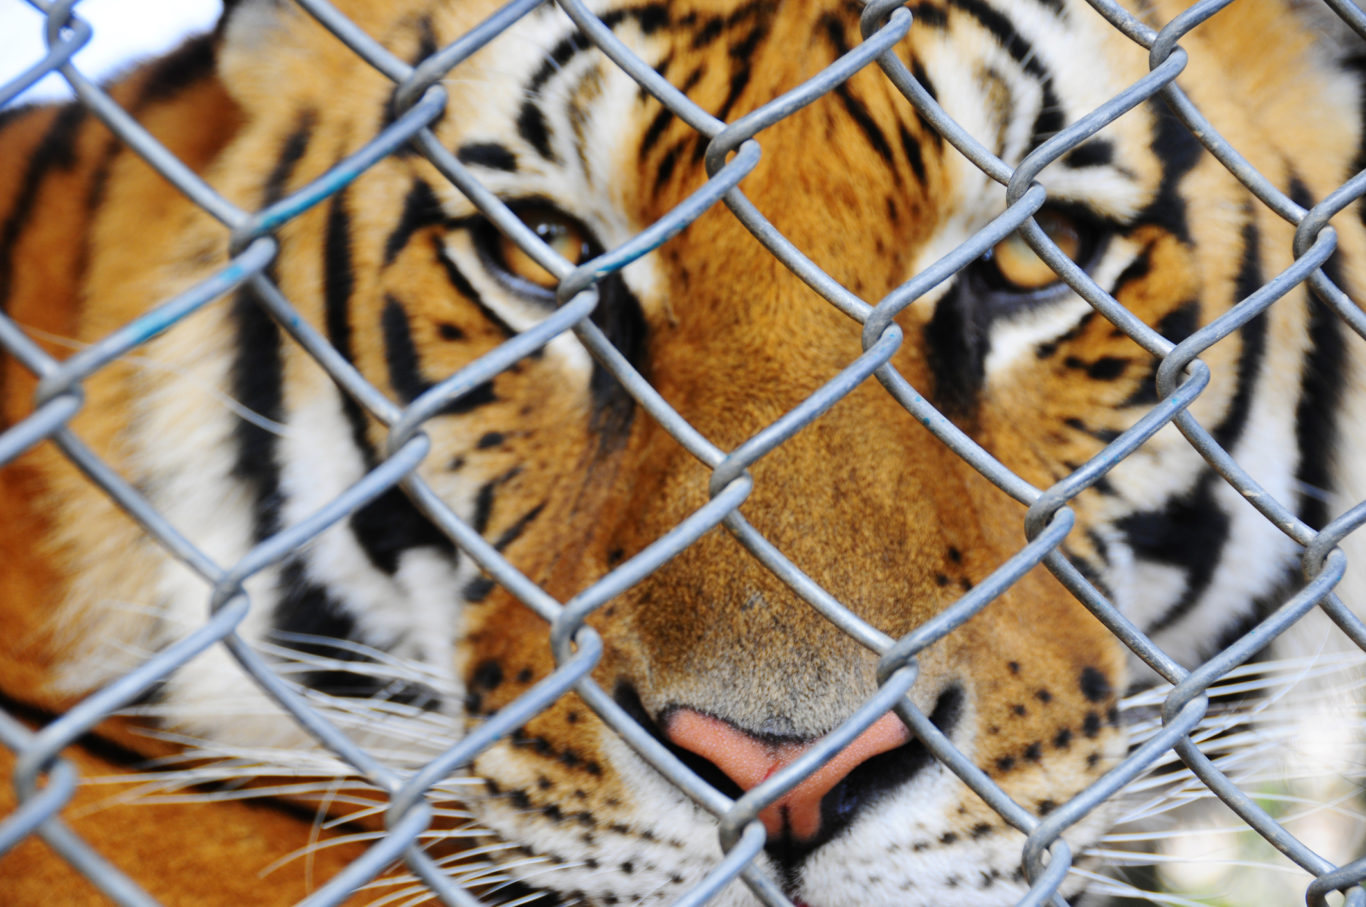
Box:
898;122;928;183
1116;302;1199;408
131;34;217;107
0;690;158;771
231;111;315;542
83;35;219;218
946;0;1063;156
909;2;949;28
433;235;517;339
1124;476;1230;636
457;142;519;172
380;294;498;413
1030;0;1066;14
526;32;593;96
1289;177;1347;533
516;23;599;163
639;106;676;159
323;187;378;465
0;102;87;312
690;13;774;151
653;139;686;193
822;15;898;175
324;190;357;369
471;478;500;536
588;272;646;440
470;466;524;537
909;59;939;102
1136;103;1203;241
690;13;726;47
516;102;556;162
946;0;1049;80
1210;219;1266;450
263;111;314;203
1062;139;1113;169
463;575;497;603
323;193;457;575
1028;83;1064;150
1108;243;1155;299
1136;218;1264;635
728;16;770;60
383;178;444;266
411;15;438;66
713;68;756;131
908;60;944;147
382;294;432;404
923;280;987;415
494;502;547;551
637;50;674;104
273;561;440;707
230;280;287;542
832;81;897;170
349;488;457;575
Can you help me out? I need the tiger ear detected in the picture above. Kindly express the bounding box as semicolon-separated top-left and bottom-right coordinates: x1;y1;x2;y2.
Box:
214;0;308;109
1275;0;1360;61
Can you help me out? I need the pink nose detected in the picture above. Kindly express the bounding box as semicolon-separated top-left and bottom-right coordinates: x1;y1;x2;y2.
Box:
665;709;910;841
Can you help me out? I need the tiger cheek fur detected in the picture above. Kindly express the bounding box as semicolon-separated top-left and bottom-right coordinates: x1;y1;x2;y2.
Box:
2;0;1366;904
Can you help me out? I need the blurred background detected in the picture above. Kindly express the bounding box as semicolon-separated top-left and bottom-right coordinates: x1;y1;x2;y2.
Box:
0;0;221;106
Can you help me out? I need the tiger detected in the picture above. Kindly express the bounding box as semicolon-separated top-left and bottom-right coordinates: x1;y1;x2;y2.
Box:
1;0;1365;903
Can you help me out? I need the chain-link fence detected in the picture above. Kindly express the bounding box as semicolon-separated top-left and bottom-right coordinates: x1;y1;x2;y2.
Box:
3;0;1366;904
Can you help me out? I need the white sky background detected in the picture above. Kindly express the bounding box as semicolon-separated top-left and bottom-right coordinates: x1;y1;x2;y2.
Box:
1;1;222;107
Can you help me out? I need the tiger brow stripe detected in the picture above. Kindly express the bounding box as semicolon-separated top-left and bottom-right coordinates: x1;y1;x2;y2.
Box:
324;191;456;575
945;0;1050;80
231;108;316;544
517;3;672;162
518;31;591;161
1062;139;1114;168
457;142;519;172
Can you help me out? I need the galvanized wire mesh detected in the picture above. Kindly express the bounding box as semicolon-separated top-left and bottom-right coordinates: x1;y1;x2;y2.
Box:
2;0;1366;904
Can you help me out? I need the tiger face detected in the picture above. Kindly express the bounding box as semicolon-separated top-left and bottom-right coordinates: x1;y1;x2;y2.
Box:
3;0;1364;904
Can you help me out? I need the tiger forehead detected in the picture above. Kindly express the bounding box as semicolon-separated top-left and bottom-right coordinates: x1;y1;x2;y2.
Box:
417;0;1158;231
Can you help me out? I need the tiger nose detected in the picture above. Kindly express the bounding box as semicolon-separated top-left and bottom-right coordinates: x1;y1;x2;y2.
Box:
664;709;910;841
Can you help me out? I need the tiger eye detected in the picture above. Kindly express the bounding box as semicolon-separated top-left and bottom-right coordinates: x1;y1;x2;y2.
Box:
496;212;589;290
989;209;1082;291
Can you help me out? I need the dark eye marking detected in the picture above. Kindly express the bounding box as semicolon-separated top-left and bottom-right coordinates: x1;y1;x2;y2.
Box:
924;205;1113;414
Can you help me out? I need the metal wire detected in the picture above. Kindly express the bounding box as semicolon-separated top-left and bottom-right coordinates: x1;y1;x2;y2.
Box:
1;0;1365;904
